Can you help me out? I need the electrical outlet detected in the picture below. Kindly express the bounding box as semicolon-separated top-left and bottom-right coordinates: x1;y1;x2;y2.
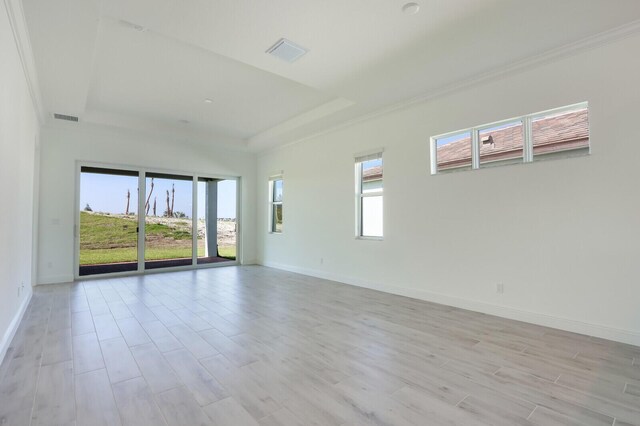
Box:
496;283;504;294
320;257;324;265
47;261;53;268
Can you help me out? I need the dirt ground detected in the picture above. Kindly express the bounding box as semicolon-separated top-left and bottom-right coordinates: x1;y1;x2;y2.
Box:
112;214;236;247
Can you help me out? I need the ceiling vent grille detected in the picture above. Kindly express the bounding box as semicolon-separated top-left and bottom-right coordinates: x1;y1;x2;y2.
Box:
266;38;308;63
53;113;79;122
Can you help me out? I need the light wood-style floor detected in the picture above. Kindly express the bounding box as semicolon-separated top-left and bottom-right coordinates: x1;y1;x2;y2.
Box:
1;266;639;426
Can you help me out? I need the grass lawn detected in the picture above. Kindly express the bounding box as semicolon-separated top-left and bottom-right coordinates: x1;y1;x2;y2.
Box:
80;212;236;265
79;246;237;264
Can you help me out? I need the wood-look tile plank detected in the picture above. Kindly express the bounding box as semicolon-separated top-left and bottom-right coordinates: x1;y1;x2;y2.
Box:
73;332;105;374
107;300;133;320
116;317;151;347
139;320;182;353
93;314;122;341
154;386;213;426
49;310;72;331
72;310;95;336
125;303;157;323
112;377;167;426
203;397;260;426
100;337;141;384
198;328;258;367
130;343;181;394
624;383;640;397
148;305;182;327
31;360;75;426
528;405;607;426
172;308;214;332
42;327;73;365
162;348;228;406
199;354;280;419
75;368;122;426
167;323;218;359
390;386;489;426
258;408;306;426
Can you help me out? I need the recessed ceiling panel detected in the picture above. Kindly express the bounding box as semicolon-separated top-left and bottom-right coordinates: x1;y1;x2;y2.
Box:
85;19;334;138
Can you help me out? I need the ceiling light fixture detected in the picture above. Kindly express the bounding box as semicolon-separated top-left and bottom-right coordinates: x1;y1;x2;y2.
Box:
204;98;213;104
402;2;420;15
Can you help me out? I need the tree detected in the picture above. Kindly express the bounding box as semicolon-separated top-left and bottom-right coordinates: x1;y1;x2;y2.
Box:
165;190;170;217
153;197;157;216
170;183;175;217
84;203;93;212
125;189;130;215
145;178;154;215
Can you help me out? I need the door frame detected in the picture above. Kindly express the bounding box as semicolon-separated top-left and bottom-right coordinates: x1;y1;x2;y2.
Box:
74;160;242;280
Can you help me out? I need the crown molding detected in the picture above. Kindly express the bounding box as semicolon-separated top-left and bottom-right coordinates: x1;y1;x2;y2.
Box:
259;19;640;156
3;0;45;123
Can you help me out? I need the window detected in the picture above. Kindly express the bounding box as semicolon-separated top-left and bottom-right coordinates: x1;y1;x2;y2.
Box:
355;152;383;238
434;131;472;172
269;177;283;233
532;107;590;159
478;119;524;168
430;102;589;174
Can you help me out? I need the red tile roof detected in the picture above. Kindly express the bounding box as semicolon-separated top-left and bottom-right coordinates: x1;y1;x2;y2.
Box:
436;108;589;170
363;165;382;182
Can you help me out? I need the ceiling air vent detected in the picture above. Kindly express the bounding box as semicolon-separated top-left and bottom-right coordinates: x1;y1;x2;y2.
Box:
53;113;79;122
266;38;308;63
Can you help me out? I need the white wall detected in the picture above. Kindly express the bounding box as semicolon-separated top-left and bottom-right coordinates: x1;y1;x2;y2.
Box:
257;34;640;345
0;2;40;360
37;122;257;284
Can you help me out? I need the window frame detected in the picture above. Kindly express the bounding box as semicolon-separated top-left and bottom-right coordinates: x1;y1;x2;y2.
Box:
430;102;589;175
355;151;384;240
268;175;283;234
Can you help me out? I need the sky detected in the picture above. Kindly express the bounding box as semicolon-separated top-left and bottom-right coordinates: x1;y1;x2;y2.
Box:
79;173;236;219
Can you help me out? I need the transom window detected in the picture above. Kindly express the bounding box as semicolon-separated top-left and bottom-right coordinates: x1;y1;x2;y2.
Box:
431;102;589;174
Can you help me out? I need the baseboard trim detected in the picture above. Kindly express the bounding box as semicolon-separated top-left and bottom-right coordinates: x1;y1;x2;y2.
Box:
261;261;640;347
0;288;32;367
37;274;74;285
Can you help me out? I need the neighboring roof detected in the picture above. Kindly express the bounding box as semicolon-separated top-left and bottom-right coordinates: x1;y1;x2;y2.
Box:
436;108;589;169
363;165;382;182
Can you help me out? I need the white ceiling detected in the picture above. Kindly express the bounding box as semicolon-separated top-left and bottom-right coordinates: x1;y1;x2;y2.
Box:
22;0;640;151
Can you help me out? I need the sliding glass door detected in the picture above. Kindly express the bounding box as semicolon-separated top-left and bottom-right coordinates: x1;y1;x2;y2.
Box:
79;167;140;276
197;178;237;264
77;165;239;277
144;173;194;270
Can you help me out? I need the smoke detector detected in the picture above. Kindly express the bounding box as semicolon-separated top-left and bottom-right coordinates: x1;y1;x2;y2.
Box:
266;38;308;63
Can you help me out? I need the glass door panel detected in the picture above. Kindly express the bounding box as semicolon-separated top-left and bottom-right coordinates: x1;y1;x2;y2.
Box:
197;178;237;264
79;167;139;276
144;173;193;270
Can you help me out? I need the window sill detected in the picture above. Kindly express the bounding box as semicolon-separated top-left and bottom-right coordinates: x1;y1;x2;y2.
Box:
356;236;383;241
432;150;590;176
